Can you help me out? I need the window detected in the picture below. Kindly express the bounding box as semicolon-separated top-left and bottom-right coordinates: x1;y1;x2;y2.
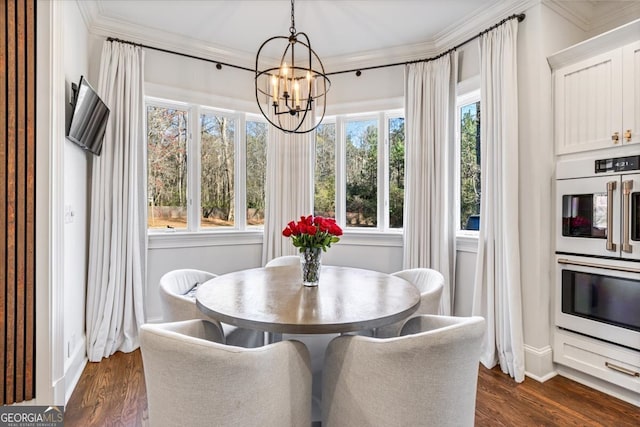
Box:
245;120;267;226
388;117;405;229
314;122;336;218
146;98;267;232
346;118;378;227
314;111;404;231
200;111;235;228
457;90;481;232
147;104;189;230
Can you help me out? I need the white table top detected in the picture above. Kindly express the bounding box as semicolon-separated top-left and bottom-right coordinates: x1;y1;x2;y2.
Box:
196;265;421;334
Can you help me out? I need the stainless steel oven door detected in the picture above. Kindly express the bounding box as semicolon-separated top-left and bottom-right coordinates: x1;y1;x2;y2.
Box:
555;255;640;351
556;175;621;257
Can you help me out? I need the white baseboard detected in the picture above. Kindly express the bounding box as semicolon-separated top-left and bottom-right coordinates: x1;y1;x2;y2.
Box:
524;344;557;382
64;336;88;404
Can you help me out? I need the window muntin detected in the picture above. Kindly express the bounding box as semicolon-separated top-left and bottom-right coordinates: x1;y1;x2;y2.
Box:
388;117;405;229
345;119;378;228
314;122;336;218
146;98;266;233
458;91;481;232
245;120;267;226
200;112;236;228
147;105;189;230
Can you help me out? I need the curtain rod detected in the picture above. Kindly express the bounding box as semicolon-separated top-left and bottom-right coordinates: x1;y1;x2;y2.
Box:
327;12;525;76
106;12;525;76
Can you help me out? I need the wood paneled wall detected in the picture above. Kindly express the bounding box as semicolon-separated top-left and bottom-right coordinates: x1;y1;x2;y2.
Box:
1;0;36;405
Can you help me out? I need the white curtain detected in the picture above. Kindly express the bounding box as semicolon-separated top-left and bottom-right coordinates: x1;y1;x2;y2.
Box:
403;54;456;315
471;19;525;382
86;40;146;362
261;115;314;265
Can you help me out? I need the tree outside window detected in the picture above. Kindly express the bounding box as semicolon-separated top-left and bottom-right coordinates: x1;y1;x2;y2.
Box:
147;105;189;229
459;101;481;231
346;119;378;228
314;122;336;218
388;117;405;229
246;120;267;226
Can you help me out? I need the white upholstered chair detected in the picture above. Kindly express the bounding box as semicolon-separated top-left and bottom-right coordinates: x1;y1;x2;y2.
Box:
374;267;445;338
140;319;312;427
322;315;485;427
158;268;264;347
265;255;301;267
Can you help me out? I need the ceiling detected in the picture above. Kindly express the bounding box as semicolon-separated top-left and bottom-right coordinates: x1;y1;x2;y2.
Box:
80;0;640;68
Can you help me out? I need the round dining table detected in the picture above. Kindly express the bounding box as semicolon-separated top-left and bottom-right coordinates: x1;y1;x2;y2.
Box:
196;265;421;335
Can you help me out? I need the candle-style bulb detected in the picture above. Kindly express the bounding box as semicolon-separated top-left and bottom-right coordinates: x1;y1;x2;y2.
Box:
271;75;278;102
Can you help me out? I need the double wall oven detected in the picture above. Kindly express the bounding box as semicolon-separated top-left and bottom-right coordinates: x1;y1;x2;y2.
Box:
555;155;640;352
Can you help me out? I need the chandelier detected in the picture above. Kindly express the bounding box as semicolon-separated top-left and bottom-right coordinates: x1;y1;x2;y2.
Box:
255;0;330;134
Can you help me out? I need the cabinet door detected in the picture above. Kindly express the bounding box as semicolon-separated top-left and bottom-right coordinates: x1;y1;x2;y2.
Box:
555;50;623;154
622;41;640;146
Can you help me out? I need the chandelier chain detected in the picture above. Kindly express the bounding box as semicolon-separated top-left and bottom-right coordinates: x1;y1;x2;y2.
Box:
289;0;296;34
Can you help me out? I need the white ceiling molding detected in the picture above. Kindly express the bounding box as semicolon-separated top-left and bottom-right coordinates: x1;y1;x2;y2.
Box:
75;0;101;32
544;0;593;31
79;0;538;76
87;16;257;71
544;0;640;34
435;0;538;50
321;40;439;73
587;3;640;37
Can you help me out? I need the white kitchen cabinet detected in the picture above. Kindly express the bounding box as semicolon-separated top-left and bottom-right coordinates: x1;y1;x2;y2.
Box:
622;40;640;147
554;41;639;155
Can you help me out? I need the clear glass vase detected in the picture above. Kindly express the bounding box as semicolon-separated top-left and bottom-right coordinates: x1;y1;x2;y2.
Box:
300;247;322;287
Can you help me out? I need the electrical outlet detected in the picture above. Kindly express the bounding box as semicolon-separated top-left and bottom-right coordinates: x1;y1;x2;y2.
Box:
64;205;74;224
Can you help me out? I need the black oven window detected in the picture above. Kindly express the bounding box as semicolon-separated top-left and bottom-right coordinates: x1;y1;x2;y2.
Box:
562;270;640;332
561;193;607;238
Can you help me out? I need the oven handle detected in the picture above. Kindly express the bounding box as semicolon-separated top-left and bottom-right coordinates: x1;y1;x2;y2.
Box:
606;181;616;252
557;258;640;273
622;180;633;253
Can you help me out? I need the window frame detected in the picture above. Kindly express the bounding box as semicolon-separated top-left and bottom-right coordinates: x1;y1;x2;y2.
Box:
319;109;404;234
146;96;268;235
455;86;481;239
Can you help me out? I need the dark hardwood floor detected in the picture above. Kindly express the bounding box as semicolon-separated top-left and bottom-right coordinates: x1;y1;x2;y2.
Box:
65;349;639;426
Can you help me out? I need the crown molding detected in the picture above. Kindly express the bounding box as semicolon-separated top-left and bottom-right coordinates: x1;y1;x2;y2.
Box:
75;0;100;31
434;0;538;50
587;3;640;37
322;40;439;73
544;0;640;35
87;13;257;71
543;0;592;32
83;0;538;76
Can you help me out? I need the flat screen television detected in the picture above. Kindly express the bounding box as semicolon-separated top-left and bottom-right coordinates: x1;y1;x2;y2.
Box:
67;76;109;156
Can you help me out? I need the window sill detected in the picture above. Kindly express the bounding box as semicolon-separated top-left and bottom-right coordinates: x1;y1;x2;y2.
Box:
456;233;479;253
147;229;404;249
340;230;403;247
148;230;264;249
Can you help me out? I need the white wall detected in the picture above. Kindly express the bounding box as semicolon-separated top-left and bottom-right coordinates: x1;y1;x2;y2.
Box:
515;2;588;380
77;2;638;386
62;0;91;403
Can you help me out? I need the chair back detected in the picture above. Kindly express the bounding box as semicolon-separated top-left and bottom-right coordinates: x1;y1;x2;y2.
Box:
375;268;445;337
158;269;216;322
322;315;485;427
265;255;301;267
141;319;312;427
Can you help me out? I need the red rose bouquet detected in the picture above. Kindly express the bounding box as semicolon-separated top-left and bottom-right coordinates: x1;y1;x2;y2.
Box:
282;215;343;252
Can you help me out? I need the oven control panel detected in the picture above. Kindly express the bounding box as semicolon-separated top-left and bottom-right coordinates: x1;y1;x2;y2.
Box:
595;155;640;173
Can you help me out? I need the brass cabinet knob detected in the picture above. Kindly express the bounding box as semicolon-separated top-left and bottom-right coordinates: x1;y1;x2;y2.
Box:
612;132;619;143
624;129;632;142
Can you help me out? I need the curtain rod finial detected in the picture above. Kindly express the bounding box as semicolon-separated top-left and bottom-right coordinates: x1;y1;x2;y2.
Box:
517;13;525;22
